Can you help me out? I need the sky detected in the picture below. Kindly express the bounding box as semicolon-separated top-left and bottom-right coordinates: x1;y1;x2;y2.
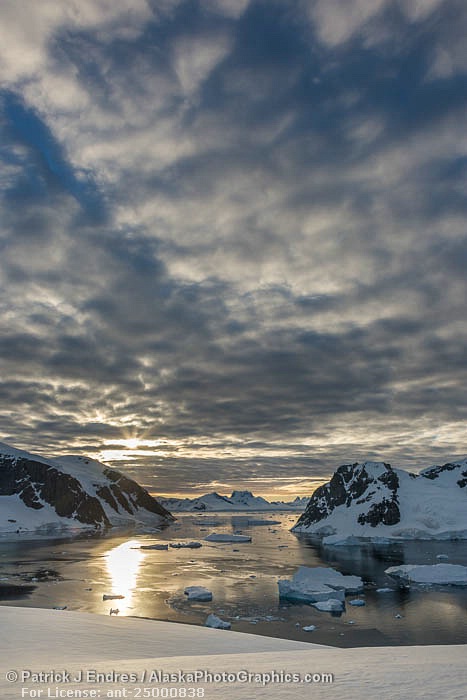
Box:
1;0;466;498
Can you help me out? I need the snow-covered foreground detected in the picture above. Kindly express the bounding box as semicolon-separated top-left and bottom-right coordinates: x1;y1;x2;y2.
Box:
1;607;465;699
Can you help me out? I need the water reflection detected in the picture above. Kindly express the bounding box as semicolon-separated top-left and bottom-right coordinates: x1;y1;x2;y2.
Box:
104;540;145;615
2;516;467;646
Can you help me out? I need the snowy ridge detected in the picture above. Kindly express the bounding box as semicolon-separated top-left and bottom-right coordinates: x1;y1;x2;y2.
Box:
160;490;309;512
0;607;466;700
293;460;467;542
0;441;173;534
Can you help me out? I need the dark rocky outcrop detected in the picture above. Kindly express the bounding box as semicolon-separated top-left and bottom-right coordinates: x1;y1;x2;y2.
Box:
103;468;172;519
422;462;467;489
0;445;174;531
422;463;459;480
357;498;400;527
0;456;110;527
293;462;401;531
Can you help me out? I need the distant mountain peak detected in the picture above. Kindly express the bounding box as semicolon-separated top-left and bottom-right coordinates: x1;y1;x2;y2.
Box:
159;490;308;512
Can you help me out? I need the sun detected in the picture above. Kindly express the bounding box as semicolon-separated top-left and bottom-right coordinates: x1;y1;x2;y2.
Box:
125;437;140;450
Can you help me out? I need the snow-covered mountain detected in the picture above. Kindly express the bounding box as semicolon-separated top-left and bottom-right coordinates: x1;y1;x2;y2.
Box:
0;442;174;535
159;490;308;512
292;460;467;543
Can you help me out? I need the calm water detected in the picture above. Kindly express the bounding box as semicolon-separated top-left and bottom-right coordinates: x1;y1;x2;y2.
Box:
1;512;466;648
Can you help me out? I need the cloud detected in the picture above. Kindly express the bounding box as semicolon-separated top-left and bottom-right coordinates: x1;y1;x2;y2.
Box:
0;0;466;494
203;0;250;20
173;32;233;96
306;0;388;47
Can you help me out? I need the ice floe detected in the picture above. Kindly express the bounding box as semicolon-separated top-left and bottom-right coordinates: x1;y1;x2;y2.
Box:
184;586;213;601
170;542;202;549
385;563;467;585
312;599;345;612
205;613;231;629
278;566;363;604
204;533;252;543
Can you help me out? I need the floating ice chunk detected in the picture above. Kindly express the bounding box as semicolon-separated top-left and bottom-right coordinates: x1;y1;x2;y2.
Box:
312;599;345;612
170;542;202;549
204;533;252;543
302;625;317;632
322;535;363;546
205;614;231;629
278;566;363;604
385;563;467;586
240;519;281;526
349;599;365;606
184;586;213;601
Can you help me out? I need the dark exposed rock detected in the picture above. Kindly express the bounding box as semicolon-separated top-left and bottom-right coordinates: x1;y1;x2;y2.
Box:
422;462;467;488
422;463;459;480
293;462;400;531
110;483;134;514
357;498;400;527
95;485;120;513
0;446;174;531
0;456;110;527
103;468;172;519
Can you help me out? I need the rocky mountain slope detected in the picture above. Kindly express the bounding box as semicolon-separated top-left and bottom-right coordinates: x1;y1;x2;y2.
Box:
0;442;173;534
292;460;467;543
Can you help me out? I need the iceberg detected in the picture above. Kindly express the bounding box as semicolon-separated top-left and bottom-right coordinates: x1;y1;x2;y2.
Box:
278;566;363;604
385;563;467;586
204;533;252;543
205;614;231;629
184;586;213;601
170;542;202;549
312;599;345;612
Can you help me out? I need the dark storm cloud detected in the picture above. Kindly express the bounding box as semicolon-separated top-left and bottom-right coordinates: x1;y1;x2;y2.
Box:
0;0;466;493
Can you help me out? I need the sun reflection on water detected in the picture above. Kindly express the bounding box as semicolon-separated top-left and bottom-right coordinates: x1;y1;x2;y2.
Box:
104;540;145;615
